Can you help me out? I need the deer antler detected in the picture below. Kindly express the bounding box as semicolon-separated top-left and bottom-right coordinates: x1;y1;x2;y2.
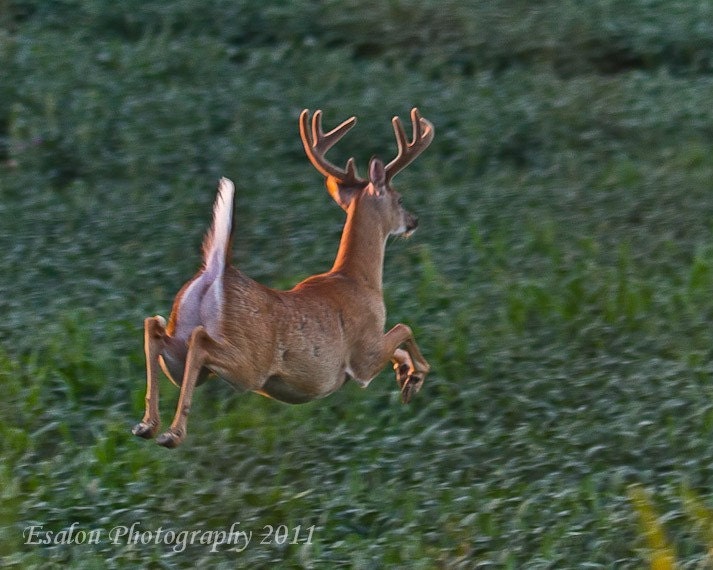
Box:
385;107;434;183
300;109;366;187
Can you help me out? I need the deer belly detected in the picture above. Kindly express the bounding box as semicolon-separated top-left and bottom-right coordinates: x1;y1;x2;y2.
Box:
257;369;348;404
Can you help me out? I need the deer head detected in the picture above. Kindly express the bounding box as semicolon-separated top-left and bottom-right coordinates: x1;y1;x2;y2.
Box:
299;108;434;237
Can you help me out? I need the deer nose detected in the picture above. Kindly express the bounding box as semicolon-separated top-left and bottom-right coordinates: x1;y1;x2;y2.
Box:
404;215;418;235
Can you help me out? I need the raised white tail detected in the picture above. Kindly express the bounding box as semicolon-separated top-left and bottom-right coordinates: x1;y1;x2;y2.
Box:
160;178;234;355
202;177;235;276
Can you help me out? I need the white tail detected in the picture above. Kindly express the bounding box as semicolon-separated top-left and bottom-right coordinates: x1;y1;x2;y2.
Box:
202;177;234;278
134;108;434;448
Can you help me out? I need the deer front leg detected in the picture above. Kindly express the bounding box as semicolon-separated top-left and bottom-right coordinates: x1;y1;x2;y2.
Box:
132;316;167;439
387;324;430;404
353;323;429;404
156;326;216;448
392;348;414;389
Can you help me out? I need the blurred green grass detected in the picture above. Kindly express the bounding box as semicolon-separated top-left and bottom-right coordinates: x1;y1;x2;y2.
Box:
5;0;713;567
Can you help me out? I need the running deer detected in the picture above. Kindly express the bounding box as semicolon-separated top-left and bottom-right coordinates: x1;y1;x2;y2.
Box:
133;108;434;447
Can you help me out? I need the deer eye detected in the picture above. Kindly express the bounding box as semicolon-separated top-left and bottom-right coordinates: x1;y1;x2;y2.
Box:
397;196;403;205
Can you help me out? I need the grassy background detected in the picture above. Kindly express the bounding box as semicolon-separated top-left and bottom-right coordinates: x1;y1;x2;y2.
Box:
3;0;713;567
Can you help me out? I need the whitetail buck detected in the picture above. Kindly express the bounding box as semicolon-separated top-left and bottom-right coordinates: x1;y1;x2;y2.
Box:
133;108;434;447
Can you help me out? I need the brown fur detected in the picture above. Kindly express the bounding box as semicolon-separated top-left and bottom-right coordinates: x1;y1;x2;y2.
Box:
133;108;433;447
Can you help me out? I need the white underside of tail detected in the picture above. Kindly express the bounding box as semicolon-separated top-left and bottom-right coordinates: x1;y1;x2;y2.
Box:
204;177;235;275
172;178;235;343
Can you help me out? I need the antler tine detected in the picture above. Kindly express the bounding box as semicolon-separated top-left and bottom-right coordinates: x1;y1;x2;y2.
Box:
300;109;364;185
385;107;434;182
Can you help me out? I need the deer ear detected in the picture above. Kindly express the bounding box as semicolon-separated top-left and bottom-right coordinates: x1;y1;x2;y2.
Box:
326;175;360;210
368;157;387;196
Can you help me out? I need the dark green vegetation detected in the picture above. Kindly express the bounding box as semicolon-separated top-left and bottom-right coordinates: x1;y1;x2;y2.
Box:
3;0;713;567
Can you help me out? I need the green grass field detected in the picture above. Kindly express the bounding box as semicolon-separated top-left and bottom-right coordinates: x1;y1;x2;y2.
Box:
5;1;713;567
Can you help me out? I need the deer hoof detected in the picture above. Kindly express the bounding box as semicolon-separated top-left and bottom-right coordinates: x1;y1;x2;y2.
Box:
395;364;411;389
400;374;424;404
156;429;183;448
132;421;159;439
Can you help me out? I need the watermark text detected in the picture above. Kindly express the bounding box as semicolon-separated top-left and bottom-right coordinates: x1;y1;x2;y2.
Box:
23;521;315;553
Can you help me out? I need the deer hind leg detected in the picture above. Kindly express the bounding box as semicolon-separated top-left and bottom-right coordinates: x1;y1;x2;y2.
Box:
132;315;167;439
156;325;219;448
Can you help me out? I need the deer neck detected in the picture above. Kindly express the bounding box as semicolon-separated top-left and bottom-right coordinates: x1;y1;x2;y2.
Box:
330;201;387;290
